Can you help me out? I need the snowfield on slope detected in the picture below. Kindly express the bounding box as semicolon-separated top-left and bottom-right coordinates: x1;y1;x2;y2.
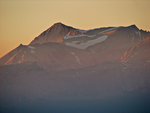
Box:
64;34;96;39
65;35;108;49
63;27;118;40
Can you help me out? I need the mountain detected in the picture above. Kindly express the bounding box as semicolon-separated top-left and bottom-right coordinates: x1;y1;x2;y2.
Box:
0;23;150;70
0;22;150;113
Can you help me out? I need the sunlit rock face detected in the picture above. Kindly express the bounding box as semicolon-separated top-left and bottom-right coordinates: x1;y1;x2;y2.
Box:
0;23;150;113
29;22;82;45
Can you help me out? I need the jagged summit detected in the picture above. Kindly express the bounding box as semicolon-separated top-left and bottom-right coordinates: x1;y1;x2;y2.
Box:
118;24;139;31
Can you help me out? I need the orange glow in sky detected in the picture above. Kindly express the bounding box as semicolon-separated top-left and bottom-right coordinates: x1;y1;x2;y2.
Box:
0;0;150;57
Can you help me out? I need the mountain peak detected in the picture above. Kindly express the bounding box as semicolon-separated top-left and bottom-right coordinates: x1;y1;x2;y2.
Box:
53;22;64;26
128;24;139;30
50;22;74;30
29;22;78;45
51;22;65;28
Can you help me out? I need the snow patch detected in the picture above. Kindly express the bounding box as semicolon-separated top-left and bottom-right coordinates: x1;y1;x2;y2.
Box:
28;46;35;49
65;35;108;49
64;34;96;40
64;27;118;40
64;34;86;39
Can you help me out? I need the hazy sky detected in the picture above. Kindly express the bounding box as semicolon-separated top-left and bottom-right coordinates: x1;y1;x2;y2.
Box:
0;0;150;57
